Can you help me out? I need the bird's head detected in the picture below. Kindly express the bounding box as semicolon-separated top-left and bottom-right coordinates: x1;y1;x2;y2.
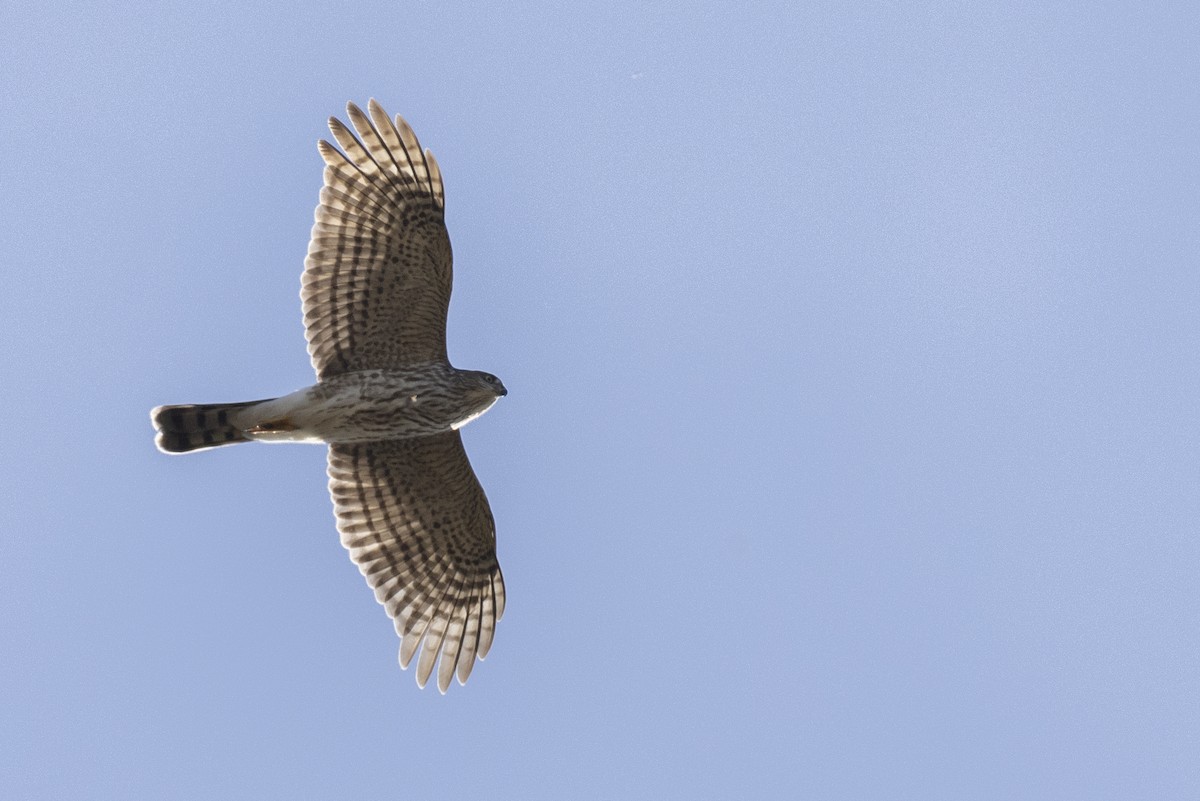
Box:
449;370;507;431
470;371;507;399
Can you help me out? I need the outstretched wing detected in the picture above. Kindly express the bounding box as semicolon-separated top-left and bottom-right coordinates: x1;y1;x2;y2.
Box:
327;432;506;692
303;99;452;378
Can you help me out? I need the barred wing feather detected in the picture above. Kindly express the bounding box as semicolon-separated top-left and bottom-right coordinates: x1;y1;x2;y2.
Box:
327;432;505;692
302;99;452;377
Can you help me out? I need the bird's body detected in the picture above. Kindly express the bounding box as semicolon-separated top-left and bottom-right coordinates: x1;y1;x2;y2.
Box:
151;100;507;693
155;365;504;449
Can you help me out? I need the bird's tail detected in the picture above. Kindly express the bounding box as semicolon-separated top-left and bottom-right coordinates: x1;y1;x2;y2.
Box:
151;400;269;454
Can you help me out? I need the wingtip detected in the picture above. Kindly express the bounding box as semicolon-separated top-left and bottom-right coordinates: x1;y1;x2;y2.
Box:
416;660;434;690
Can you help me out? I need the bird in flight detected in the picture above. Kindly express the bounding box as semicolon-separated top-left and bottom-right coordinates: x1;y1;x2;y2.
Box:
151;100;507;693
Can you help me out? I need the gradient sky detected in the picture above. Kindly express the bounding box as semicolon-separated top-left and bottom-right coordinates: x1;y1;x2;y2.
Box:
4;2;1199;798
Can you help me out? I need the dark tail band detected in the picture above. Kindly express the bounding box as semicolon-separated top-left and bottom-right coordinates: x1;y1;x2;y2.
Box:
151;400;266;454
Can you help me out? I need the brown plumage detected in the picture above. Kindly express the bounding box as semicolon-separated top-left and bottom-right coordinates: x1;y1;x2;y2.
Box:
152;100;507;692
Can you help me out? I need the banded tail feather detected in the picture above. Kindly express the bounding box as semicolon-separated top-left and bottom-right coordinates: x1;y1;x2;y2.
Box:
151;400;268;454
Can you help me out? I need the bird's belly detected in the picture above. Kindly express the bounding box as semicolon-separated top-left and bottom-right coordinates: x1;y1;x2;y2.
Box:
245;376;456;444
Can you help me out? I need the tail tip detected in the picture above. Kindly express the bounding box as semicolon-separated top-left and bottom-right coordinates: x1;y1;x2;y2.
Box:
154;431;193;454
149;402;250;454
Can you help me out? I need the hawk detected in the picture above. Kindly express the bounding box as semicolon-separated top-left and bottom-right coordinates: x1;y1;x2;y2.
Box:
151;100;507;693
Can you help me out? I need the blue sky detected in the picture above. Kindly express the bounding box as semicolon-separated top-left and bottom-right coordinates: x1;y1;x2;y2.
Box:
3;2;1198;798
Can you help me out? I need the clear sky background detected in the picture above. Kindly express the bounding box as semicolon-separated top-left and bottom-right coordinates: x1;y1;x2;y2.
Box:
3;2;1198;798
